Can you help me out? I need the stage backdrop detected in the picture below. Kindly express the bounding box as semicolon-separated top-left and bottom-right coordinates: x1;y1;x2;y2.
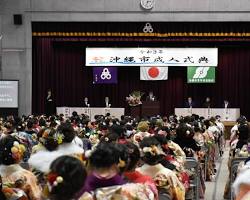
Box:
32;22;250;119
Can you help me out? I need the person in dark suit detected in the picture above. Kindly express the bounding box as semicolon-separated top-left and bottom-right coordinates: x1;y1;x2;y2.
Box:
45;89;55;116
184;97;195;108
203;97;212;108
146;91;156;101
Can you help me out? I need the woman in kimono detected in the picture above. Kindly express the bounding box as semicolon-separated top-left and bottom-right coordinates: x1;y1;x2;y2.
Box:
0;135;41;200
136;137;185;200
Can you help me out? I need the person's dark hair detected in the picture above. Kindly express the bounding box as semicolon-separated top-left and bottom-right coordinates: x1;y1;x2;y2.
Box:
183;116;191;124
111;125;125;138
0;136;20;165
42;128;59;151
49;156;87;200
125;124;133;131
140;137;164;165
57;122;75;143
153;134;168;145
39;118;46;127
203;119;210;129
124;142;140;171
176;124;194;139
238;123;250;141
120;120;126;126
193;121;202;132
99;123;108;131
113;143;129;173
89;142;126;169
27;119;34;129
72;111;78;117
236;116;247;126
49;121;57;128
153;135;176;170
16;122;26;132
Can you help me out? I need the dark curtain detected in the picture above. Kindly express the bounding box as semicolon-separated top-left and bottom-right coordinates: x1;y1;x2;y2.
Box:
32;37;250;118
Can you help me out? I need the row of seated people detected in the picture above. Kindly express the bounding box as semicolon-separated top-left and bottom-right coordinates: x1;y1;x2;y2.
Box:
0;113;225;200
224;116;250;200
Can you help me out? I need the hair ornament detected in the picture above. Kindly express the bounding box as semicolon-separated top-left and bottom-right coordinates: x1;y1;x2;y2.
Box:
11;141;26;161
142;145;165;156
117;158;126;168
42;129;65;145
54;132;64;144
42;129;50;138
47;173;64;190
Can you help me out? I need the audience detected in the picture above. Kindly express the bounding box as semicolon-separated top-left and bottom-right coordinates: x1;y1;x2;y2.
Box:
0;112;233;200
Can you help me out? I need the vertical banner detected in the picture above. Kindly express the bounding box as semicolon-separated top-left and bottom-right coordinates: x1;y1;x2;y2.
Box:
93;67;118;84
187;67;216;83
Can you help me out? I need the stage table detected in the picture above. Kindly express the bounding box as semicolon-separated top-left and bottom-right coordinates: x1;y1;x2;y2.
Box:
57;107;125;121
174;108;240;121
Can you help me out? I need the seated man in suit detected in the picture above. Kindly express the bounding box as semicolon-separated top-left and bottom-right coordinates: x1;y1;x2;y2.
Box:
146;91;156;101
84;97;90;107
184;97;195;108
203;97;212;108
223;100;229;108
105;96;111;107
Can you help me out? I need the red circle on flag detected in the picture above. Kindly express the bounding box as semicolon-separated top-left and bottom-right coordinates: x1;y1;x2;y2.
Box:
148;67;159;78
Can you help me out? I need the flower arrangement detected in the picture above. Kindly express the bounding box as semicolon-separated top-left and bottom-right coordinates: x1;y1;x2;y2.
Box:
126;91;144;106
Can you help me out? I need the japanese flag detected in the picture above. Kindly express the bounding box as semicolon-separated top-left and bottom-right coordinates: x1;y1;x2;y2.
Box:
140;66;168;80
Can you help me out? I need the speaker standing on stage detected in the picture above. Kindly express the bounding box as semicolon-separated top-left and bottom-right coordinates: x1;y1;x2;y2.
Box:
45;89;55;116
146;91;156;101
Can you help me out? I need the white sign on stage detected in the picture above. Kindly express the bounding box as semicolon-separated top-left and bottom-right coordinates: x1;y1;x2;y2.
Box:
57;107;125;121
174;108;240;121
86;48;218;67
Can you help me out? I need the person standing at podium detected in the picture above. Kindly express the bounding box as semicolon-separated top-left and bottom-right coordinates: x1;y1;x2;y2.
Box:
146;91;156;101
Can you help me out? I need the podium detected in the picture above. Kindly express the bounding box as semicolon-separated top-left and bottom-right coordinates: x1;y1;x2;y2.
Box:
130;105;141;118
141;101;160;117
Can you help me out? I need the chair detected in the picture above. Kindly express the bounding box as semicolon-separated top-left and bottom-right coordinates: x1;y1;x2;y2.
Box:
185;157;199;200
229;157;248;200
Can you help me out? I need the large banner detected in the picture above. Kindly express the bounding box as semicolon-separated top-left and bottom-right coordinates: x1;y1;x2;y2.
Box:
93;67;118;84
86;48;218;67
187;67;216;83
